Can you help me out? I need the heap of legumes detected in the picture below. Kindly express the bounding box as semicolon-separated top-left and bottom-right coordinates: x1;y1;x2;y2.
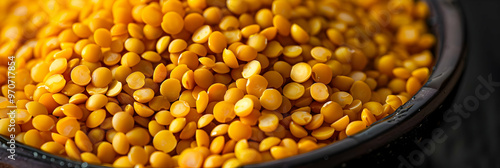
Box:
0;0;434;167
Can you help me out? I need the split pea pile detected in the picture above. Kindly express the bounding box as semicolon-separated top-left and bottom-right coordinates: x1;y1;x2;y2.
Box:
0;0;435;167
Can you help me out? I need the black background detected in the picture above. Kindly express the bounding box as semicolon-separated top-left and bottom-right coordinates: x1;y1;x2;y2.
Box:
427;0;500;167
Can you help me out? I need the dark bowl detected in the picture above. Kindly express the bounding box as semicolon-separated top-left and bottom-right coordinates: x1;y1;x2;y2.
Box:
0;0;465;167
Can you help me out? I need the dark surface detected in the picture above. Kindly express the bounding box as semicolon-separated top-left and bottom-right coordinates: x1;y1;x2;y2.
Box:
427;0;500;167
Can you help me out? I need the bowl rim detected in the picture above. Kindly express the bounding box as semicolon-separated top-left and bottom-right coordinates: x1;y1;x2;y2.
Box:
0;0;466;167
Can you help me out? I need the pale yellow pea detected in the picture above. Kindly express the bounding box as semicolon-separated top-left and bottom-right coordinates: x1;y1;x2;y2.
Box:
242;60;261;79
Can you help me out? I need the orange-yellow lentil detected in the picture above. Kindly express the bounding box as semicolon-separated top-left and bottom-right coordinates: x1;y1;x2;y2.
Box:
153;130;177;153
